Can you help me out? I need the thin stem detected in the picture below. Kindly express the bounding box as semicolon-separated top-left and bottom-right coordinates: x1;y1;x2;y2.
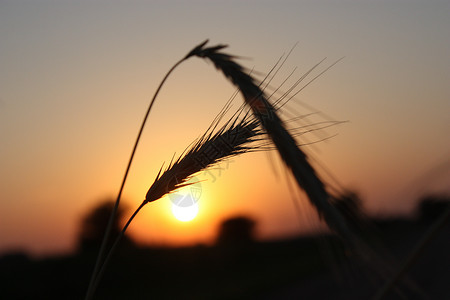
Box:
89;201;147;298
85;57;187;300
373;205;450;300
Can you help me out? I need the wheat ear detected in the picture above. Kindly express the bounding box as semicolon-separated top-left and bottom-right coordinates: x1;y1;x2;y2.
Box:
146;115;261;203
89;109;262;295
190;40;359;249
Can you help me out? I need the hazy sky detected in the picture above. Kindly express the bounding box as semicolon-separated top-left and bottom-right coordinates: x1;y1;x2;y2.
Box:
1;0;449;256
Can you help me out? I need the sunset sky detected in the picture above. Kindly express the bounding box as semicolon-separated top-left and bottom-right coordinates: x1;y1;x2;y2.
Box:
1;0;449;257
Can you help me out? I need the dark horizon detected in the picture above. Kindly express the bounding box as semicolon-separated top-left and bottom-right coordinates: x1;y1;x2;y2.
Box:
1;194;449;299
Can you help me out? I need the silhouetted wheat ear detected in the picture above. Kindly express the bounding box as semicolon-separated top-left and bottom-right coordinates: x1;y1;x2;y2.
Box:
88;109;262;299
191;40;359;248
145;115;261;203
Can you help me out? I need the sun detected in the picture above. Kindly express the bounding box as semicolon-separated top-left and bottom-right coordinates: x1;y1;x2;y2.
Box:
168;176;202;222
171;202;199;222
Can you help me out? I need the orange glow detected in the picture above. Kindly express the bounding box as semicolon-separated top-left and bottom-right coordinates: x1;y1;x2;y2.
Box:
1;1;450;257
120;151;326;248
171;202;199;222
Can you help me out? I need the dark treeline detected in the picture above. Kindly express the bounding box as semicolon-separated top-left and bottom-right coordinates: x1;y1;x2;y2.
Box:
0;195;449;299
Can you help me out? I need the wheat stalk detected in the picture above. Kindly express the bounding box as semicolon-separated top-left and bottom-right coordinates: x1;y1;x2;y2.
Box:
189;41;427;297
88;107;263;296
85;40;230;300
187;40;360;249
145;114;261;203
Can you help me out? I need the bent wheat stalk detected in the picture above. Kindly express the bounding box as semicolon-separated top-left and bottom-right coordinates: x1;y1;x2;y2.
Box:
189;40;360;249
189;42;419;295
85;40;220;300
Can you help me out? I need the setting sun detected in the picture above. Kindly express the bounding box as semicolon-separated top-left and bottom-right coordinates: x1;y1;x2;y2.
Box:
171;202;199;222
167;177;202;222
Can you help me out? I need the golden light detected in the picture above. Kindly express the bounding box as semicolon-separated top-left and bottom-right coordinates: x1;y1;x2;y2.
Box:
168;176;202;222
171;202;199;222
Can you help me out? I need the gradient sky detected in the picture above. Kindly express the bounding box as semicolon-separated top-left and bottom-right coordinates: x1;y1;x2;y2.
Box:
1;0;449;256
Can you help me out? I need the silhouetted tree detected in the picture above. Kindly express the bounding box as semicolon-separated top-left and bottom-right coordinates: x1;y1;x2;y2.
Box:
216;216;256;246
77;199;134;253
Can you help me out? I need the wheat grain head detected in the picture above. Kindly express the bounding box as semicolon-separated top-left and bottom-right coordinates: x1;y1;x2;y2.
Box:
145;113;261;203
189;40;360;249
